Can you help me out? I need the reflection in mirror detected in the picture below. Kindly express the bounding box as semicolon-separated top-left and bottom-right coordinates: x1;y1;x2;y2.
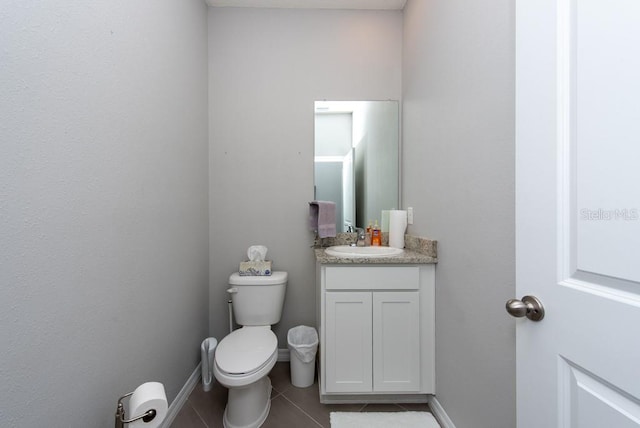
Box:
314;101;399;232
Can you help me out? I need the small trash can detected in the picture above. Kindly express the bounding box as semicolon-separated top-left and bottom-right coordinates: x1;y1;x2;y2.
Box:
287;325;318;388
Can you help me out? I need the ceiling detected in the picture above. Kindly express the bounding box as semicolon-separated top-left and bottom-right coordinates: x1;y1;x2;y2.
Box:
205;0;406;10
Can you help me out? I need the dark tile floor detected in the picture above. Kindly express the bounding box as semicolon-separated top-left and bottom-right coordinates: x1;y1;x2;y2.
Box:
170;362;431;428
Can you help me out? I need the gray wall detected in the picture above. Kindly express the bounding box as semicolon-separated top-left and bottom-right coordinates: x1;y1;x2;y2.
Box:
0;1;209;426
208;8;402;344
402;0;516;427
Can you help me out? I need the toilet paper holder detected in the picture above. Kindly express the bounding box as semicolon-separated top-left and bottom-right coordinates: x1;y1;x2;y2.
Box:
114;391;157;428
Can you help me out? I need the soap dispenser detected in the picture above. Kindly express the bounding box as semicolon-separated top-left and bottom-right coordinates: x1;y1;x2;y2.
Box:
371;220;382;246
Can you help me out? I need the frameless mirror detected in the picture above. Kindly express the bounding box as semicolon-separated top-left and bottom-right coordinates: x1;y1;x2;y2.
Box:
314;101;399;232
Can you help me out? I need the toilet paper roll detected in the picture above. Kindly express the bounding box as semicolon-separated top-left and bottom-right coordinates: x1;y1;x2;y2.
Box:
389;210;407;249
247;245;268;262
128;382;168;428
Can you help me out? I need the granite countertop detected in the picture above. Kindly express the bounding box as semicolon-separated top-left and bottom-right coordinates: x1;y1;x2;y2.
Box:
313;233;438;265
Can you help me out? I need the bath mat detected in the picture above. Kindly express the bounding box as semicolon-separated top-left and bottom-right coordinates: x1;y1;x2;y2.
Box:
330;411;440;428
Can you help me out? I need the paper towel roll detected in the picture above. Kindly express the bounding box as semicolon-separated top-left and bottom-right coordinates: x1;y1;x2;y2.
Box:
129;382;168;428
389;210;407;249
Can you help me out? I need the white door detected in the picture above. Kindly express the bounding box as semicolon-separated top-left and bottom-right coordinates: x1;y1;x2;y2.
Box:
372;291;420;392
325;291;372;393
516;0;640;427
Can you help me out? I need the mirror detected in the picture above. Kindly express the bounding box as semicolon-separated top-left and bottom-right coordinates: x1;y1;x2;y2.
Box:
314;101;399;232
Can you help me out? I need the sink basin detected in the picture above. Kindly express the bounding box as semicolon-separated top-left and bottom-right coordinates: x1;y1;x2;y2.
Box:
324;245;404;258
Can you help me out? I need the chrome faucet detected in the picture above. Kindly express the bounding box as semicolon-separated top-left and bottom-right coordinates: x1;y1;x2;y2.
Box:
352;227;367;247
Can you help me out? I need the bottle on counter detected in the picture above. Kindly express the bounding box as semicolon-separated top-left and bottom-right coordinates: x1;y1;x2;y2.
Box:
371;220;382;246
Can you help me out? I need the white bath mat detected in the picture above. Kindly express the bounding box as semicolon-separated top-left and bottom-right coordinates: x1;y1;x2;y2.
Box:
330;411;440;428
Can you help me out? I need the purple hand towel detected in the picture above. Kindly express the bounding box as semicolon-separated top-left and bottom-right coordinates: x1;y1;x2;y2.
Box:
309;201;337;238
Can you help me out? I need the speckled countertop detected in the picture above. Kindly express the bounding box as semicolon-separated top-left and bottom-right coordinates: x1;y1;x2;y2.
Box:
314;233;438;265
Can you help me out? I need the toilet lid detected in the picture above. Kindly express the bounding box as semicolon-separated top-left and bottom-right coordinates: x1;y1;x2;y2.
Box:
216;327;277;375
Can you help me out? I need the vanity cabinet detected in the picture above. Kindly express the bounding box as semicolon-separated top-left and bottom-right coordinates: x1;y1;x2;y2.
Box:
317;264;435;403
325;290;420;392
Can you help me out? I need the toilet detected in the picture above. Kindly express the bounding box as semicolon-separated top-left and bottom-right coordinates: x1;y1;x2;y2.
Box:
213;271;287;428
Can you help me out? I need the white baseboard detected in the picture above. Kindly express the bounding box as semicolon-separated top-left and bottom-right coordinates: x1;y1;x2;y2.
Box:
160;363;201;428
278;348;290;362
429;396;456;428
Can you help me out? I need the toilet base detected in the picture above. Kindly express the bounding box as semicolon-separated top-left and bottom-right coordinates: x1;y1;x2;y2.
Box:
223;376;272;428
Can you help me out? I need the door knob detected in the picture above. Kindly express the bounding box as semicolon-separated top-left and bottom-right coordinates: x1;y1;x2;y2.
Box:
505;295;545;321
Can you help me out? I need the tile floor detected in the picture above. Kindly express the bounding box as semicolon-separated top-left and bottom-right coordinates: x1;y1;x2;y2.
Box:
170;362;431;428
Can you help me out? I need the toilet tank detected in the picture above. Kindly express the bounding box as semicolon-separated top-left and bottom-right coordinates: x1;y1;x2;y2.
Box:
228;271;287;326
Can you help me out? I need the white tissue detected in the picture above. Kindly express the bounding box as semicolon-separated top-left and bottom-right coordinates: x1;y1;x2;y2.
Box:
128;382;168;428
247;245;268;262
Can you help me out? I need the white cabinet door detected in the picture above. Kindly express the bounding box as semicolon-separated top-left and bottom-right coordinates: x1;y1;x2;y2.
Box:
372;292;420;392
325;292;373;393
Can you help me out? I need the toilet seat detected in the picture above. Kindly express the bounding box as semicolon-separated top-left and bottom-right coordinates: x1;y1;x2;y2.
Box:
214;326;278;388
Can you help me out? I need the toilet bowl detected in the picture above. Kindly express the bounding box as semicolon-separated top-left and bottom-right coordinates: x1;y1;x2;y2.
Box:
213;272;287;428
214;327;278;428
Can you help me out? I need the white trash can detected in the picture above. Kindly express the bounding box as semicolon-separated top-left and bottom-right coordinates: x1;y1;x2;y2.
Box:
287;326;318;388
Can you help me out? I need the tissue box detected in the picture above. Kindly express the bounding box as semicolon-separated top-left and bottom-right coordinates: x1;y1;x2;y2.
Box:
239;261;272;276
